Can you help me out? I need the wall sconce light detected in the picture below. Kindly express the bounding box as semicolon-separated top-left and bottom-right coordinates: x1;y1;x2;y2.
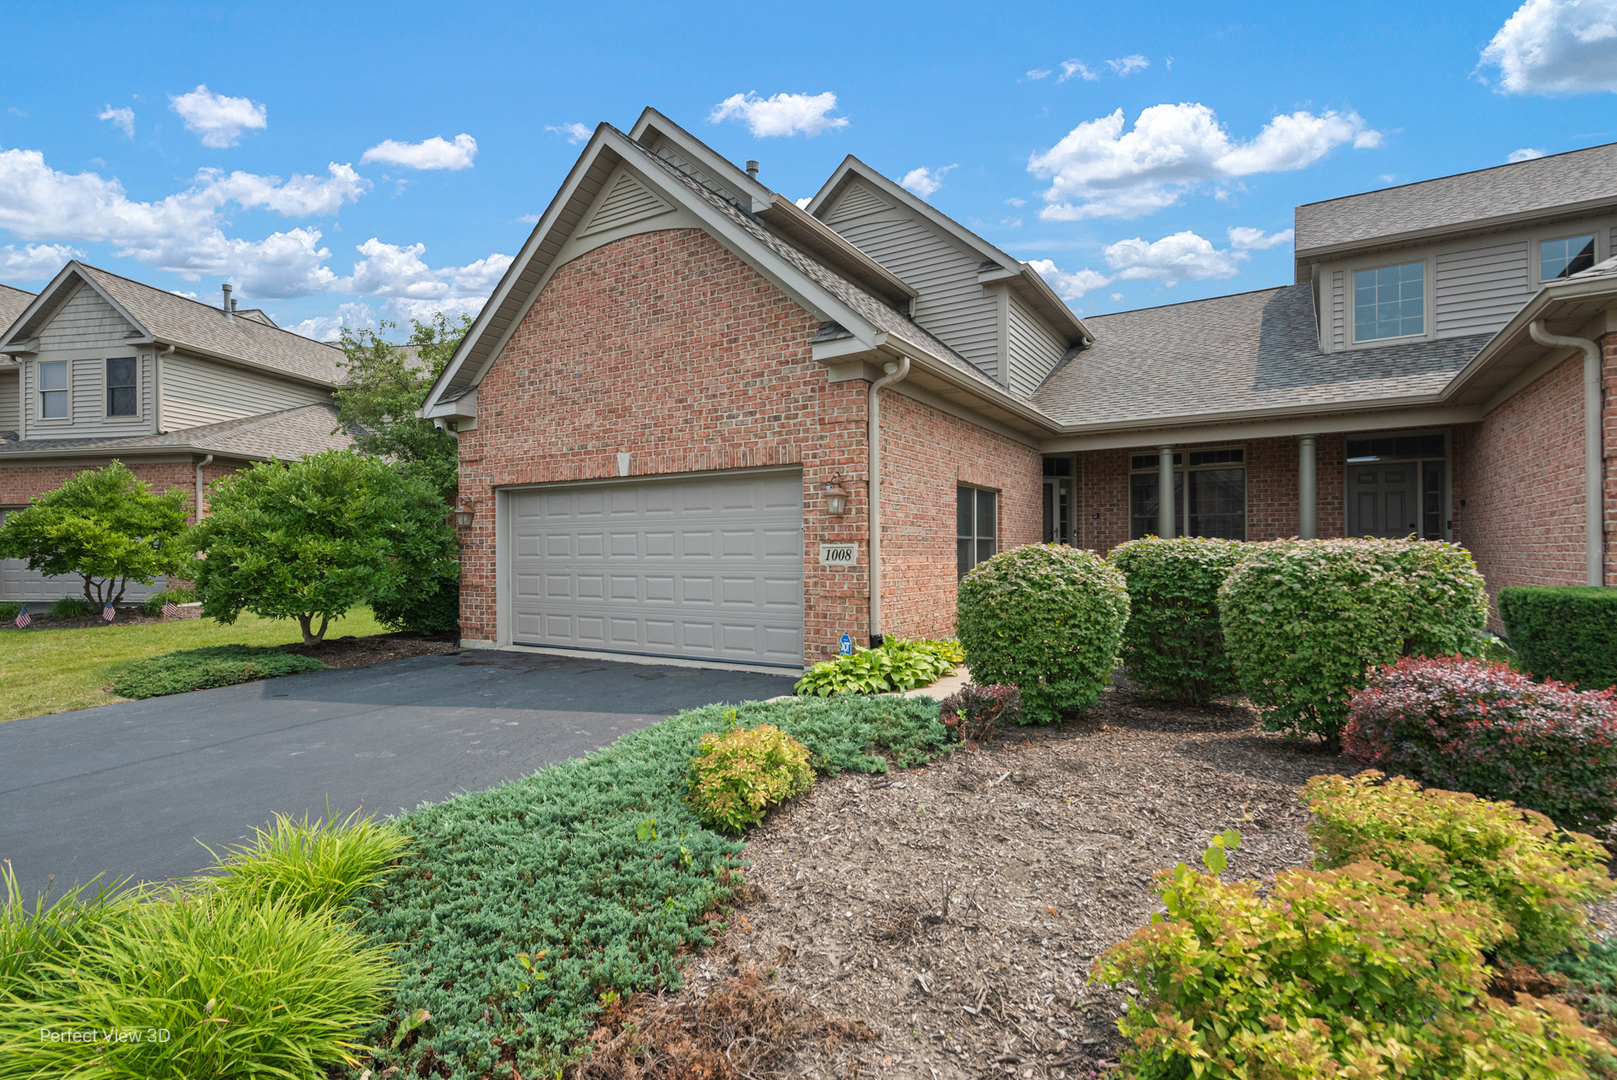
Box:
823;476;850;516
454;502;476;527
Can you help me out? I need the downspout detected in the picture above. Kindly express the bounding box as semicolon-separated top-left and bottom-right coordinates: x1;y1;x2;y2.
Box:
1529;321;1604;586
194;454;213;525
868;355;910;646
155;344;174;434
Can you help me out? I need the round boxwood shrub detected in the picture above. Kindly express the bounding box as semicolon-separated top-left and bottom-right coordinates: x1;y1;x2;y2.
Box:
1218;538;1487;745
956;543;1129;724
1108;536;1248;705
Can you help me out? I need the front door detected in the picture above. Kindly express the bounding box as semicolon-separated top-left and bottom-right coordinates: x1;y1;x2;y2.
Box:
1346;464;1419;538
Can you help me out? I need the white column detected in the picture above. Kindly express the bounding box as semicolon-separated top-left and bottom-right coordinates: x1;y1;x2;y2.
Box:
1158;445;1175;538
1298;434;1318;540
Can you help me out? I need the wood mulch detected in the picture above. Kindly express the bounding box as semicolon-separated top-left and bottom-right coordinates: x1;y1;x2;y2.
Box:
0;605;201;630
579;679;1347;1080
280;632;460;668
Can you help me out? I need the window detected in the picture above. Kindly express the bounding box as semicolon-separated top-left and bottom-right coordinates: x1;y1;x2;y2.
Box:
38;361;67;419
957;487;996;578
1353;262;1424;341
1541;234;1596;281
1128;448;1246;540
1042;456;1073;545
106;357;137;416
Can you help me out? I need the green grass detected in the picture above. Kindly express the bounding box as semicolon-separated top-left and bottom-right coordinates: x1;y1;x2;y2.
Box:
0;608;388;723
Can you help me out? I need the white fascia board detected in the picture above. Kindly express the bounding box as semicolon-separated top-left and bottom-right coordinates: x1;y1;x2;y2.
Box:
422;388;476;419
1042;405;1483;453
811;333;887;363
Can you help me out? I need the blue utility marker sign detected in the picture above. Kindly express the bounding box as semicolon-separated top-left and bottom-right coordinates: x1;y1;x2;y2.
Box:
840;633;853;656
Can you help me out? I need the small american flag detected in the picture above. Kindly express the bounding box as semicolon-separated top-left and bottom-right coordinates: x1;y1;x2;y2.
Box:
102;604;115;622
14;606;29;629
161;600;180;618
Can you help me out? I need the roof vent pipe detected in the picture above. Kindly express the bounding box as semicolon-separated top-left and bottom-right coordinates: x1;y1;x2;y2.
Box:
221;283;234;321
746;160;759;179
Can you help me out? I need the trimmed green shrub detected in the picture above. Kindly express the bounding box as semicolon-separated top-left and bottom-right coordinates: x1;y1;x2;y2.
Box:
1303;772;1615;961
139;586;196;617
795;636;961;695
373;570;460;636
938;683;1022;747
1218;538;1488;743
199;809;410;917
956;543;1129;724
112;645;328;698
1342;656;1617;833
1109;536;1247;704
1499;585;1617;690
49;597;94;618
350;695;948;1079
688;723;814;833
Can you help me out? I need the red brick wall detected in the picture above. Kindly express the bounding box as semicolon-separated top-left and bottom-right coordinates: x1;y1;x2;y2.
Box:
0;458;234;523
878;390;1042;641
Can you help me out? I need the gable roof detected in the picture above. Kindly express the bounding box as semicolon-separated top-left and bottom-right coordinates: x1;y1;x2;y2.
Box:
0;402;352;461
0;262;341;386
0;283;35;335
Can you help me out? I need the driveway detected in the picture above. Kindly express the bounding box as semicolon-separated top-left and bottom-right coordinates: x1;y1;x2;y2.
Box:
0;651;797;903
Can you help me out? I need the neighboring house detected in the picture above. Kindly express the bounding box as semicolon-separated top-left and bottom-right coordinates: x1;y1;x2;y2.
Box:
425;109;1616;669
0;263;352;602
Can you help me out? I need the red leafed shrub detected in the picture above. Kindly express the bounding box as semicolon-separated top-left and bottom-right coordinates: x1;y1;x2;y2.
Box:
938;684;1021;748
1343;656;1617;834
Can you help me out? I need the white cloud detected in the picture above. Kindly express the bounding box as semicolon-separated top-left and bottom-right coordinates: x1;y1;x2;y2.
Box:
1103;231;1245;284
1029;103;1381;220
1029;258;1112;300
545;123;591;144
169;85;266;148
1480;0;1617;93
0;242;75;278
1026;68;1053;80
709;92;848;137
361;134;478;171
1508;146;1546;162
794;196;812;208
1106;54;1150;76
210;163;370;215
291;301;375;342
899;164;957;199
1227;226;1294;250
98;105;134;138
1005;196;1027;207
1110;292;1124;301
336;237;511;314
1002;217;1023;228
1058;60;1099;82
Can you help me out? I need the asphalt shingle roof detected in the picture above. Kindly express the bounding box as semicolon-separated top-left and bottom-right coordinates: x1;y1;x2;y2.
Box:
0;283;34;332
1295;142;1617;254
0;403;353;460
1031;283;1486;427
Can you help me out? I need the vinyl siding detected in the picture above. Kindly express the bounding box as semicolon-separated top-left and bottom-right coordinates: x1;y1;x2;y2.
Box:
0;370;17;433
1006;295;1066;395
579;170;671;236
1329;269;1346;350
825;183;1000;379
162;352;329;429
1434;241;1530;338
38;281;138;351
826;183;892;223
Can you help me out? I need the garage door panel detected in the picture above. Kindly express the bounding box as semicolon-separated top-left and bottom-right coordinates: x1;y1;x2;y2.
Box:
509;472;802;666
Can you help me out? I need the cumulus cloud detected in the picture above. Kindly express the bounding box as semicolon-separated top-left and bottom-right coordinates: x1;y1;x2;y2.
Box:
1104;230;1245;284
337;237;511;312
1005;196;1027;207
794;196;812;208
1026;68;1053;80
899;164;957;199
361;134;478;170
1508;146;1546;162
169;85;267;148
709;91;848;137
1106;54;1150;76
98;105;134;138
1480;0;1617;93
1029;258;1112;300
1059;60;1099;82
1029;103;1381;220
209;163;371;215
546;122;591;144
1227;226;1294;250
290;301;375;342
0;242;76;279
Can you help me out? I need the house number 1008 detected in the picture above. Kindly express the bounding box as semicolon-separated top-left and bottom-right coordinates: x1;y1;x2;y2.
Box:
818;543;858;567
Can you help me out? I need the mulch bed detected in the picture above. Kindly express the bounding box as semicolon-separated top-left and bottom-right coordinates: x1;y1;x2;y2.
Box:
281;632;460;668
579;679;1347;1080
0;606;200;630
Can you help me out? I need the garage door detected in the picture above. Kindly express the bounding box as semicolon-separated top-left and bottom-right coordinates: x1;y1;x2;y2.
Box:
510;471;804;667
0;508;165;603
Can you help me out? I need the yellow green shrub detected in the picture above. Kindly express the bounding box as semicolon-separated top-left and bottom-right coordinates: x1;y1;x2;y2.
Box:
687;723;813;833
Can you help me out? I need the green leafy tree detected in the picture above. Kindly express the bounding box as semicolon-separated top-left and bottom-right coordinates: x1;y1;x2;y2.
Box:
335;311;469;504
190;450;458;644
0;461;190;605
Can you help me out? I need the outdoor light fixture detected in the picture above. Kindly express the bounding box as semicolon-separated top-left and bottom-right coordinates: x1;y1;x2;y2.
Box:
454;502;476;527
823;477;850;516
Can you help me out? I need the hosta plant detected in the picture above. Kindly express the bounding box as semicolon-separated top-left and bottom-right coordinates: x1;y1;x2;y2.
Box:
795;637;960;696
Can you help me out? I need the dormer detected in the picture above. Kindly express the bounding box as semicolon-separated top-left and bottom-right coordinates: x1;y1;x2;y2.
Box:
805;157;1090;394
1295;142;1617;353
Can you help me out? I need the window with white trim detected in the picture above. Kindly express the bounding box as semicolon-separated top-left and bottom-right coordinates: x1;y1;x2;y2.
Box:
1353;261;1424;341
38;361;67;419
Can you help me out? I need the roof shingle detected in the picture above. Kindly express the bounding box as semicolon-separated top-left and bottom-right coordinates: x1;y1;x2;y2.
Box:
0;403;353;460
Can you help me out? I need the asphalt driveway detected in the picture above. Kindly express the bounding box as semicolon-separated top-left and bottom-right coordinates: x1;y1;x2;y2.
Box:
0;650;797;903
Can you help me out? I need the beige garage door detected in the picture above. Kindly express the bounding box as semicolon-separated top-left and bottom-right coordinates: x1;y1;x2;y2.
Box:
509;470;804;667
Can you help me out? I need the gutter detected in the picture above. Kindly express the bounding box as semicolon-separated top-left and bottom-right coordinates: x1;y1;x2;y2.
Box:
867;355;910;646
1529;321;1605;586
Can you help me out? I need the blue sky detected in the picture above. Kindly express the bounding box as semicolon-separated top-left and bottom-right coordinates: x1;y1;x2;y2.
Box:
1;0;1614;339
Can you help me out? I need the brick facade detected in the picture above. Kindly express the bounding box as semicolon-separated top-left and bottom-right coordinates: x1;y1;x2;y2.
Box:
0;458;233;523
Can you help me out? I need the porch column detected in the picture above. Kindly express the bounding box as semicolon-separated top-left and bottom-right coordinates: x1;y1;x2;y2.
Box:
1298;434;1318;539
1158;445;1175;538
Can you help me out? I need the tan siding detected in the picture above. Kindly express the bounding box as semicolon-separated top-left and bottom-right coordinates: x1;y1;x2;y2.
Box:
825;182;892;223
0;370;17;433
580;171;670;236
1006;296;1066;395
1329;269;1345;350
1435;241;1530;338
162;352;328;429
38;281;137;351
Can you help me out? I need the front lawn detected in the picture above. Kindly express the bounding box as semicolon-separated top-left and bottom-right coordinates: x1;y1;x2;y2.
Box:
0;608;388;722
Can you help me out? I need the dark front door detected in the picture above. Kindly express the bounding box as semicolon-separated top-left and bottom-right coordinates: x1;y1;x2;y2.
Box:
1347;465;1418;538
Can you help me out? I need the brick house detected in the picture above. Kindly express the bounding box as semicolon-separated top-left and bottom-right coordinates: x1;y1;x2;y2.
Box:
424;109;1617;668
0;263;352;602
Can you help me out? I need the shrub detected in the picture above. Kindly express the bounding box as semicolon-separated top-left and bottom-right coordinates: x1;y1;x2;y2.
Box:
688;723;814;833
1108;536;1247;704
1303;772;1616;961
199;809;410;917
48;597;94;618
1095;845;1608;1078
1499;586;1617;691
1218;538;1488;743
795;636;960;696
140;586;196;617
373;570;460;636
0;602;18;622
112;645;328;698
1344;656;1617;833
938;683;1021;747
956;543;1129;724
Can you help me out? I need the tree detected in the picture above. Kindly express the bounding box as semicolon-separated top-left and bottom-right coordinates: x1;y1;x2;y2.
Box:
0;461;191;605
190;450;459;644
